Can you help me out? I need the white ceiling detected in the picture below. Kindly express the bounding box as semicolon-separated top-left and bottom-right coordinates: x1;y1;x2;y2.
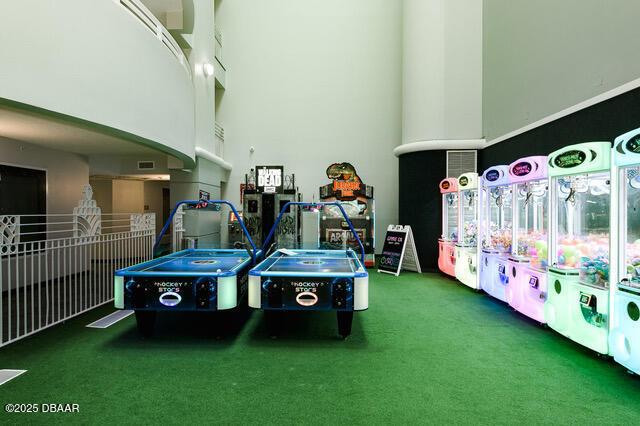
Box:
0;105;162;156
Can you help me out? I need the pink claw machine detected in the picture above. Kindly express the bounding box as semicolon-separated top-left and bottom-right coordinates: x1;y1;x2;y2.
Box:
438;178;458;277
507;156;549;324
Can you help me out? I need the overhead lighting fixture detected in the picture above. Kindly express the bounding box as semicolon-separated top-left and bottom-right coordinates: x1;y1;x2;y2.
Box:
203;63;214;77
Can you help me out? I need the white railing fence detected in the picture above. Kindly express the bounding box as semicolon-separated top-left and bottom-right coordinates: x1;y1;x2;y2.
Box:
116;0;191;78
172;204;185;252
0;185;155;347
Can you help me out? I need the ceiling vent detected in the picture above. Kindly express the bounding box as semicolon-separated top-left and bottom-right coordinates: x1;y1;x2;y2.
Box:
446;150;477;178
137;161;156;170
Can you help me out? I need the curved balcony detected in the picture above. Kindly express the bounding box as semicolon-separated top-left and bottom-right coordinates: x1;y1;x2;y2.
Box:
0;0;195;164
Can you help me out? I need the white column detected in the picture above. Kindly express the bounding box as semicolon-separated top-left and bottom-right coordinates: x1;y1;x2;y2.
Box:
402;0;483;148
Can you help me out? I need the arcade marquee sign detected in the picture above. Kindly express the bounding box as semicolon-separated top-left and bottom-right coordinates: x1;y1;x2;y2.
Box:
255;166;283;194
321;162;372;201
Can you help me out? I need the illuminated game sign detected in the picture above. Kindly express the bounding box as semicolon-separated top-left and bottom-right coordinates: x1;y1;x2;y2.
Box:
512;161;533;177
325;162;363;200
256;166;284;194
485;169;500;182
279;277;332;309
627;135;640;154
554;150;587;168
326;229;366;245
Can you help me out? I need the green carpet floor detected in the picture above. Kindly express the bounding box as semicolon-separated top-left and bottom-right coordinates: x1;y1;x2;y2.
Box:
0;272;639;424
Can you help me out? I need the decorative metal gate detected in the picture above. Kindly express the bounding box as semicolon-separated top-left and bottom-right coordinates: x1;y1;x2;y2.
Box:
0;185;155;346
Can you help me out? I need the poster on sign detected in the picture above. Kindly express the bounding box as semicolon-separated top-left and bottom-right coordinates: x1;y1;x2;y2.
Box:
256;166;284;194
378;225;421;276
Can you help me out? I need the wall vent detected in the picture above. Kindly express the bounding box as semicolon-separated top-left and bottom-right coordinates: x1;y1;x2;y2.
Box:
137;161;155;170
214;122;225;142
446;150;477;178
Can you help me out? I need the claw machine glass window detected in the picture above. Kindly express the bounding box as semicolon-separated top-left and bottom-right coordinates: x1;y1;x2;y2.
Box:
458;175;478;248
554;172;610;287
623;167;640;285
443;191;459;241
515;178;548;270
483;176;512;252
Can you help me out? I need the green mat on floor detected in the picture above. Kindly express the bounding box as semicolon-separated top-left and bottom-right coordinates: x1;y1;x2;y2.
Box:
0;272;639;424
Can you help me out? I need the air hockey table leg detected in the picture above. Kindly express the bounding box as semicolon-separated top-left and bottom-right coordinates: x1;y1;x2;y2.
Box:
337;311;353;338
264;311;281;338
135;310;156;337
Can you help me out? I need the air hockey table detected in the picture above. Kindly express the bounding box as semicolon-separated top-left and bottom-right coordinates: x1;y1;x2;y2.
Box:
114;200;259;335
249;202;369;338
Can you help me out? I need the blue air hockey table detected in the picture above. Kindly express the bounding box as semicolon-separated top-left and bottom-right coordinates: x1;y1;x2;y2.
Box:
115;200;260;335
249;202;369;338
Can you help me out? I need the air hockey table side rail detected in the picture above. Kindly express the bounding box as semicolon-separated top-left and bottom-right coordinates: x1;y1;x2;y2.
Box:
249;201;369;319
248;249;369;312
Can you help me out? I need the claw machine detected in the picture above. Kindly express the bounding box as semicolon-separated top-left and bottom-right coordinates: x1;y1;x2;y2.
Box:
507;156;549;324
610;128;640;374
479;165;512;301
455;173;481;289
545;142;613;354
438;178;458;277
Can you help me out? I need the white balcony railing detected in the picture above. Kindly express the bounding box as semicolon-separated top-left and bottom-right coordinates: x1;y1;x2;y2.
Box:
0;185;155;347
117;0;191;78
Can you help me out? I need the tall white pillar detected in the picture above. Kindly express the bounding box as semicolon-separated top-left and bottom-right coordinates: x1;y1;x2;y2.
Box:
401;0;483;150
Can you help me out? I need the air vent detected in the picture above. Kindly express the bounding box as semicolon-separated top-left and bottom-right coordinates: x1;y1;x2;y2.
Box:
215;122;225;142
138;161;155;170
446;150;477;178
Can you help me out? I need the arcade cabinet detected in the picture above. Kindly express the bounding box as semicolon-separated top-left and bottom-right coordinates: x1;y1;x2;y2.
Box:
438;177;458;277
479;165;512;302
507;156;549;324
236;166;301;251
546;142;613;355
455;172;481;290
319;162;375;267
610;128;640;374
